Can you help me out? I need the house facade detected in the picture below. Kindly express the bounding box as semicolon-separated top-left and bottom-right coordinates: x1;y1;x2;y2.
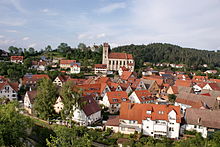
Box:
184;108;220;138
10;56;24;63
102;91;129;113
60;60;76;69
0;81;18;100
70;63;81;74
119;103;181;139
94;64;107;75
102;43;134;72
24;90;37;114
129;90;154;104
72;96;101;126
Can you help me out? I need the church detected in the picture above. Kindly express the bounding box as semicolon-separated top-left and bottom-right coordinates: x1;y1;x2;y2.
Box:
102;43;135;72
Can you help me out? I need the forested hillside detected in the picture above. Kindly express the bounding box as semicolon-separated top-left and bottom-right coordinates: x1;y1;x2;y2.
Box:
112;43;220;68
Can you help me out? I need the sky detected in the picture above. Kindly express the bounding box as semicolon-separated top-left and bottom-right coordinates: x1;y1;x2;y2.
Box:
0;0;220;51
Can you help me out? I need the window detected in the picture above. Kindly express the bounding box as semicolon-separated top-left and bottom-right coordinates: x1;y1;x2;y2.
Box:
158;111;164;114
146;126;149;128
146;111;151;114
169;127;174;131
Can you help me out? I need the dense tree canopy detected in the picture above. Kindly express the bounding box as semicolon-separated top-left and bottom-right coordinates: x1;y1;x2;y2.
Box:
33;78;57;120
113;43;220;68
0;101;32;146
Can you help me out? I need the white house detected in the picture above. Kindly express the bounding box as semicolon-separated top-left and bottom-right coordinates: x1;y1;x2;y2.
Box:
53;75;70;87
0;81;19;100
72;96;101;126
60;60;76;69
10;56;23;64
94;64;107;75
70;63;80;74
118;103;181;139
54;96;64;113
203;83;220;91
184;108;220;138
24;90;37;114
129;90;154;104
102;91;129;113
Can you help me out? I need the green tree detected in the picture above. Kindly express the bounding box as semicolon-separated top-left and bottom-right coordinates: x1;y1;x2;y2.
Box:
28;47;35;54
45;45;52;52
33;78;57;120
57;43;71;53
46;126;91;147
168;94;177;103
60;81;84;120
78;43;87;51
0;101;32;146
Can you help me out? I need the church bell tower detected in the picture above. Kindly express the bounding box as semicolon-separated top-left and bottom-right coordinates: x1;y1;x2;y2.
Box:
102;43;109;64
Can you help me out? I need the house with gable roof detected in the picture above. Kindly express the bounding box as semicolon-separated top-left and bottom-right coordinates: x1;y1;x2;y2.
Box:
24;90;37;114
72;96;101;126
10;56;24;64
184;108;220;138
53;75;70;87
94;64;107;75
102;91;130;113
54;96;64;113
203;83;220;91
0;81;19;100
129;90;155;104
22;74;50;88
118;103;181;139
175;93;217;114
60;60;76;69
70;63;81;74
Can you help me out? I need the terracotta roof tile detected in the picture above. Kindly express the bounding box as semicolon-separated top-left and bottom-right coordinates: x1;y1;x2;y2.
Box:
94;64;107;69
175;80;192;87
185;108;220;129
119;103;181;124
60;60;76;64
106;91;129;104
108;53;133;59
10;56;23;61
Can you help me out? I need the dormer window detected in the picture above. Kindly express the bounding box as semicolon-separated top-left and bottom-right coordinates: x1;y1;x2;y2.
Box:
122;98;127;101
146;110;151;114
158;111;164;114
113;98;118;102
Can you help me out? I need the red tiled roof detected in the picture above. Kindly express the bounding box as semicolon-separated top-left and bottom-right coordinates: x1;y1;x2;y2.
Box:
106;115;119;126
106;91;129;104
142;76;163;86
60;60;76;64
209;79;220;83
10;56;23;61
95;77;111;84
119;103;181;124
193;76;208;81
134;90;153;103
206;83;220;91
77;83;108;96
67;78;86;85
120;71;133;80
0;81;19;92
94;64;107;69
108;53;133;59
23;74;49;84
175;80;192;87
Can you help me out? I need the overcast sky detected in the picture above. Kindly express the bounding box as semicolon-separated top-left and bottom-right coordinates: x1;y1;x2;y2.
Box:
0;0;220;51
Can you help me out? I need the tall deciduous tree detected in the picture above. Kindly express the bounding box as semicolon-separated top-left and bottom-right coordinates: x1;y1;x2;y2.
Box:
60;81;84;120
0;101;32;146
33;78;57;120
46;126;91;147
